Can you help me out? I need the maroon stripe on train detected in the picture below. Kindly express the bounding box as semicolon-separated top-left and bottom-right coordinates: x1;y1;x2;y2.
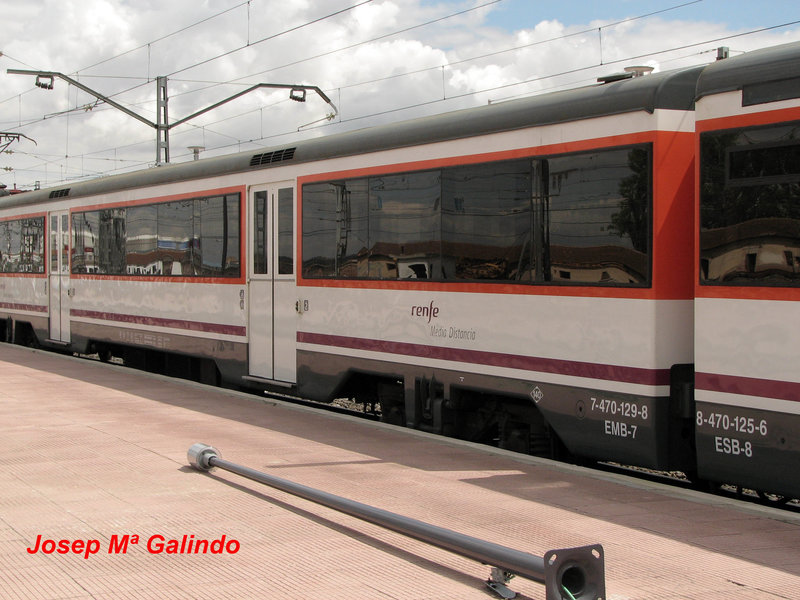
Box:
298;332;670;386
71;309;246;337
696;372;800;403
0;301;48;313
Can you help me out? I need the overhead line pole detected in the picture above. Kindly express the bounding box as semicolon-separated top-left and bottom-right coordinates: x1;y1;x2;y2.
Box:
7;69;338;166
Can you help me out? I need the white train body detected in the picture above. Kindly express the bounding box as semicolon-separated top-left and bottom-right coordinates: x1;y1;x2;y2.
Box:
2;42;800;497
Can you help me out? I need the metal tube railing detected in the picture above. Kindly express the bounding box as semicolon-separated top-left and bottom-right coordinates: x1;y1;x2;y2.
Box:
187;443;605;600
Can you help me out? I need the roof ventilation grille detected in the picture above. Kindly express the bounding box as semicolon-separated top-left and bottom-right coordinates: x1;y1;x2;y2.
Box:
48;188;70;199
250;147;296;167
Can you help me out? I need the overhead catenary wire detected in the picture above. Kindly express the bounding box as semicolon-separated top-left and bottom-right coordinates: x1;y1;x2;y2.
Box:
4;2;800;187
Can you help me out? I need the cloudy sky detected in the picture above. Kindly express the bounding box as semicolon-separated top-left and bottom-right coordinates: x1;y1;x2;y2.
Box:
2;0;800;191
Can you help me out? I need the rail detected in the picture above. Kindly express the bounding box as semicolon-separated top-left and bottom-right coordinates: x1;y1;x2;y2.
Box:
187;443;605;600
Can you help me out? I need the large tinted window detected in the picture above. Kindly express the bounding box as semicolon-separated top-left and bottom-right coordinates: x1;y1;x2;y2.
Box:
200;195;240;277
126;205;158;275
302;145;651;287
72;193;240;277
302;180;368;278
700;122;800;285
0;217;45;273
544;147;650;284
442;160;533;281
71;211;125;275
369;171;440;279
277;188;294;275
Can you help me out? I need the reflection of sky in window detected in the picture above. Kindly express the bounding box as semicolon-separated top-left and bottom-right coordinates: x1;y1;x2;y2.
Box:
158;201;193;249
198;196;239;268
443;161;531;248
370;172;440;242
127;205;157;253
548;151;635;249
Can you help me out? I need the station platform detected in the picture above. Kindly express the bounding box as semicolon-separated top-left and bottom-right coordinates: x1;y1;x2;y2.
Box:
1;343;799;600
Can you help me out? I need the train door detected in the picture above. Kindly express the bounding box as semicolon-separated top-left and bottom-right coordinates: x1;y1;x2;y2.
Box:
247;182;297;383
48;210;71;343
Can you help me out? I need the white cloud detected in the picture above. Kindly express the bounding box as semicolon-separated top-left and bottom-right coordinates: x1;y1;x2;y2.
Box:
1;0;800;189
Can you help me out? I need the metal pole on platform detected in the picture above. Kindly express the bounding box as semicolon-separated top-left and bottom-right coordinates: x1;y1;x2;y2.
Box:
187;443;605;600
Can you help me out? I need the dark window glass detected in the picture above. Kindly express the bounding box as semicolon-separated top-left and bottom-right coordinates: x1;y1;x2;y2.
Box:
158;201;192;276
23;218;45;273
0;217;45;273
253;191;268;274
71;194;240;278
369;171;440;279
728;142;800;184
223;194;240;276
197;195;239;277
442;160;533;281
126;205;158;275
50;215;58;274
0;220;24;272
300;183;333;277
301;180;369;278
300;147;651;287
543;147;650;284
278;188;294;275
700;122;800;285
337;180;369;278
72;210;125;275
97;209;126;275
72;212;98;274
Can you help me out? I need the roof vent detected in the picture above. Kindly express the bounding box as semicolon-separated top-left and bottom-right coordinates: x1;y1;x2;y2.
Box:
48;188;70;198
624;65;654;77
250;147;296;167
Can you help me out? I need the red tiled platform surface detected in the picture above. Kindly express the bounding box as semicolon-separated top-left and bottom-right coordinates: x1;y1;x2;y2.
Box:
1;344;799;599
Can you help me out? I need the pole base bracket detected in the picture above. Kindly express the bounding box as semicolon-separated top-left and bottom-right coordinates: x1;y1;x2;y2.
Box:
486;567;516;599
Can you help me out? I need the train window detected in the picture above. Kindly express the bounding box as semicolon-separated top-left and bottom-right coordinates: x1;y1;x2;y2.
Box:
442;160;534;281
126;205;158;275
72;212;99;274
700;122;800;285
50;215;58;274
301;145;651;286
71;210;125;275
158;201;193;276
542;147;650;285
301;180;369;278
277;188;294;275
300;183;334;277
71;193;241;278
197;195;240;277
727;141;800;185
0;217;45;273
369;171;441;279
253;191;268;274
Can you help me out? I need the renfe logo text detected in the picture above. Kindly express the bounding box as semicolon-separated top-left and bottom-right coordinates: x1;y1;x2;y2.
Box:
411;300;439;323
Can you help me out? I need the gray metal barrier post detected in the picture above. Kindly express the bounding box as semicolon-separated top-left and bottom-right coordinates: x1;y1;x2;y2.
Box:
188;443;605;600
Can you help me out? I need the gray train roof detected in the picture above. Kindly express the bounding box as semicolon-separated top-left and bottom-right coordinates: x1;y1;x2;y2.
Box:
696;40;800;104
2;63;704;210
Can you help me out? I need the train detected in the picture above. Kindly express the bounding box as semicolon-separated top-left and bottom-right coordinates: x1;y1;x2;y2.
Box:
2;41;800;499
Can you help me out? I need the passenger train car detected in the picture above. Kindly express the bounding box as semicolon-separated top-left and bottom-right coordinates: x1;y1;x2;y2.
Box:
694;47;800;498
1;41;799;499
